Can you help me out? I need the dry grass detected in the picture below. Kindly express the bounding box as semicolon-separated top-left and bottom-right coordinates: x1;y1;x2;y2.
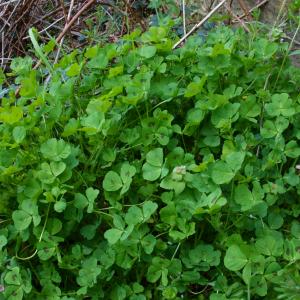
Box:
0;0;152;70
0;0;298;70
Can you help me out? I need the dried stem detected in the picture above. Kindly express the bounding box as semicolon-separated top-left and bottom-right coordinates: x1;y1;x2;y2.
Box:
172;0;227;49
182;0;186;36
232;0;269;22
59;0;68;23
237;0;252;21
225;2;250;32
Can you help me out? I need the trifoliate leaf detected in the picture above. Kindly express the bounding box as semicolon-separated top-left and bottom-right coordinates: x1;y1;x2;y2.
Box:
146;148;164;167
212;161;235;184
103;171;123;191
40;138;71;161
104;228;123;244
12;210;32;231
224;245;248;271
142;163;161;181
138;45;157;58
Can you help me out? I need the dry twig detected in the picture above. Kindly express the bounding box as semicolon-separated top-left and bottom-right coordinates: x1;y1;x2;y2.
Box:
56;0;96;43
225;2;250;32
182;0;186;36
237;0;252;21
236;0;269;20
172;0;227;49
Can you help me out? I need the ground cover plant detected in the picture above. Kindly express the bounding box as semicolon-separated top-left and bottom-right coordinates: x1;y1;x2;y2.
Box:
1;19;300;300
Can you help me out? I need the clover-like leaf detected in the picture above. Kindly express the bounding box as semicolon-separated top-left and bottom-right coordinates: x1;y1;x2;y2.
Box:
265;93;295;117
103;171;123;191
120;163;136;182
285;141;300;158
234;184;256;211
77;257;101;288
40;138;71;161
125;206;143;225
143;201;158;221
12;210;32;231
224;245;248;271
138;45;157;58
104;228;123;244
13;126;26;143
50;161;66;177
142;163;161;181
184;76;207;98
146;148;164;167
211;161;235;184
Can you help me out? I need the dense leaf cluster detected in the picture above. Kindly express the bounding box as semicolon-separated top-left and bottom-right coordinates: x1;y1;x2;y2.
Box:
1;23;300;299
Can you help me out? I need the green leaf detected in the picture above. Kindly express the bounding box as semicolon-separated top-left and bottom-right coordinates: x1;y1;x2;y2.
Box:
0;106;23;124
242;262;252;285
268;211;284;230
77;257;101;287
125;206;143;225
211;161;235;184
108;65;124;78
160;177;186;194
240;95;261;120
142;163;161;181
291;221;300;239
260;120;277;138
186;108;204;125
5;267;21;285
62;118;79;137
234;184;256;211
12;126;26;143
224;245;248;271
290;49;300;56
50;161;66;177
88;51;108;69
66;63;81;77
40;138;71;161
80;223;98;240
225;151;245;172
120;163;136;182
103;171;123;191
38;242;56;260
141;234;156;254
251;275;268;296
74;193;88;210
255;233;283;256
54;200;66;213
47;218;62;235
211;103;240;129
265;93;295;117
104;228;123;244
146;148;164;167
12;210;32;231
0;235;7;250
285;141;300;158
143;201;158;221
162;287;177;299
184;76;207;97
138;45;157;58
29;28;53;72
81;112;105;135
86;187;99;213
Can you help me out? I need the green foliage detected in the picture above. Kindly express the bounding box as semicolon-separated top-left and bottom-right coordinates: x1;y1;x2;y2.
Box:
1;22;300;300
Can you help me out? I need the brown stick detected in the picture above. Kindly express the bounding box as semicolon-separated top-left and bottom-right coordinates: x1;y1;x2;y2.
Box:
33;0;96;70
56;0;96;43
225;2;250;33
237;0;252;21
237;0;269;20
172;0;227;49
59;0;68;23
